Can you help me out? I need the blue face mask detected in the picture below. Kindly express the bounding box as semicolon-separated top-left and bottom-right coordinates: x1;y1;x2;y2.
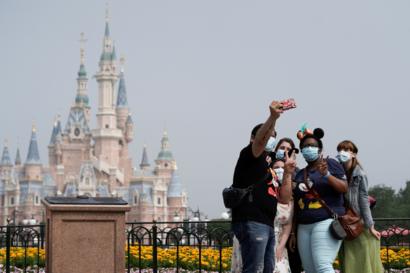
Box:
275;149;285;160
274;167;284;183
337;150;351;163
264;137;277;152
302;146;320;162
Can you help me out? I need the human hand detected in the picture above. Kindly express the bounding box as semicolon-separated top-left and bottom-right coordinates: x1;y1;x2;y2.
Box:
269;100;283;119
317;155;329;176
284;150;297;174
370;226;381;240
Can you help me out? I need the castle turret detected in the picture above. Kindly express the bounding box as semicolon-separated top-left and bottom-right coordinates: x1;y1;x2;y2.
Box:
140;145;150;171
24;125;42;181
116;58;130;131
125;114;134;142
14;148;21;166
0;141;13;167
154;130;176;177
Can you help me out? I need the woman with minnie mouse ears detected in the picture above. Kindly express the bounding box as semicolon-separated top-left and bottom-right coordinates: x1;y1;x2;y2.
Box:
292;127;348;273
336;140;384;273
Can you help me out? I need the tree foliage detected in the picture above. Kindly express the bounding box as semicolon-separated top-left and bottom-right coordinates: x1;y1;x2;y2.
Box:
369;181;410;218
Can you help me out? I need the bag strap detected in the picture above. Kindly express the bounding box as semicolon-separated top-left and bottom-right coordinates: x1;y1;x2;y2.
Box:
303;169;338;219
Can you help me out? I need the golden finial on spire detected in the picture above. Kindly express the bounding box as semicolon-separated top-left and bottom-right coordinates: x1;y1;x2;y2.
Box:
32;122;37;133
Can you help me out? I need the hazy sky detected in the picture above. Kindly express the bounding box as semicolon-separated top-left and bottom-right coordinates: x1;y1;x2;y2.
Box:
1;0;410;219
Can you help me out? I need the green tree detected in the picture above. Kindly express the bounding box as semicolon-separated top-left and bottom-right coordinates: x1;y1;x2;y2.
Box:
368;184;399;218
397;181;410;217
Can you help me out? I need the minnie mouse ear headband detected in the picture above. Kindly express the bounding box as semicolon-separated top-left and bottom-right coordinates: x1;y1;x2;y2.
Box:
297;123;325;149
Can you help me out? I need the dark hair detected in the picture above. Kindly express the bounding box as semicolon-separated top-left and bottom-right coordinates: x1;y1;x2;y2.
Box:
299;128;325;150
275;137;295;152
251;123;277;138
251;123;263;137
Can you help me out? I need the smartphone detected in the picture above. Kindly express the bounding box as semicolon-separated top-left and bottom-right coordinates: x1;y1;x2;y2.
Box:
280;98;297;111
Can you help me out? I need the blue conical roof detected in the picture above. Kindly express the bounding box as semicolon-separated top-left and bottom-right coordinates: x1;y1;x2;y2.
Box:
168;171;182;197
26;126;41;165
15;148;21;165
49;119;62;144
105;21;110;37
116;72;128;107
140;146;150;169
0;144;12;166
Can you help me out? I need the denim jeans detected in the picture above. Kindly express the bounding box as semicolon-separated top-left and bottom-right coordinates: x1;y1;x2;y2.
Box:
297;218;342;273
232;221;275;273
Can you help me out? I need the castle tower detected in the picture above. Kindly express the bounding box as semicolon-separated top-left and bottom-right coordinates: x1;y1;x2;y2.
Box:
167;170;188;221
92;9;123;170
154;131;177;178
0;141;17;225
25;125;42;181
116;58;130;131
115;58;134;186
48;33;92;193
0;140;13;168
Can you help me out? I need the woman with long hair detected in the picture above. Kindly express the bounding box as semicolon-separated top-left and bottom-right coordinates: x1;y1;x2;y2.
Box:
336;140;384;273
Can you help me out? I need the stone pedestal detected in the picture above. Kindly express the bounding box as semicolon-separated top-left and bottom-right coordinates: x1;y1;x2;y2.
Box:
42;197;130;273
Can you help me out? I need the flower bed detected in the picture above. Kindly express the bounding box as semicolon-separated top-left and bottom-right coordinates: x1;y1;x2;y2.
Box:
0;246;408;272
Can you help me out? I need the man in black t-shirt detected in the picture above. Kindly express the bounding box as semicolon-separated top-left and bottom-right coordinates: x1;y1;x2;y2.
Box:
231;100;295;273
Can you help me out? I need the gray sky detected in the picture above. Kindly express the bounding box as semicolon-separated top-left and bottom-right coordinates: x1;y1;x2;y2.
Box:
1;0;410;219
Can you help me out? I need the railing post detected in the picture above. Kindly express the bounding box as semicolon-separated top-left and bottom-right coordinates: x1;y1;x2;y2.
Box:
40;223;45;249
152;221;158;273
5;222;11;273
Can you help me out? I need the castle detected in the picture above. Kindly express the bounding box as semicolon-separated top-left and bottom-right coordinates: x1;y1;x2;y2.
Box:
0;14;188;225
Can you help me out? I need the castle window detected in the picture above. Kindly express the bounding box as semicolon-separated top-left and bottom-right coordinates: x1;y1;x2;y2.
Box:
134;195;138;205
105;124;109;128
10;197;14;205
157;197;161;205
35;196;39;205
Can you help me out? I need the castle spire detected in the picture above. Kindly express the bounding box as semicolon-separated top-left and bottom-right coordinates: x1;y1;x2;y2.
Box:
15;147;21;166
49;115;62;144
116;57;128;108
140;145;150;169
157;130;174;161
0;140;12;166
26;124;41;165
75;33;89;107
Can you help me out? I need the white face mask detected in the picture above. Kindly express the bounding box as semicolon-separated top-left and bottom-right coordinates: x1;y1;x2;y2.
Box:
274;167;284;183
264;137;277;152
337;150;351;163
